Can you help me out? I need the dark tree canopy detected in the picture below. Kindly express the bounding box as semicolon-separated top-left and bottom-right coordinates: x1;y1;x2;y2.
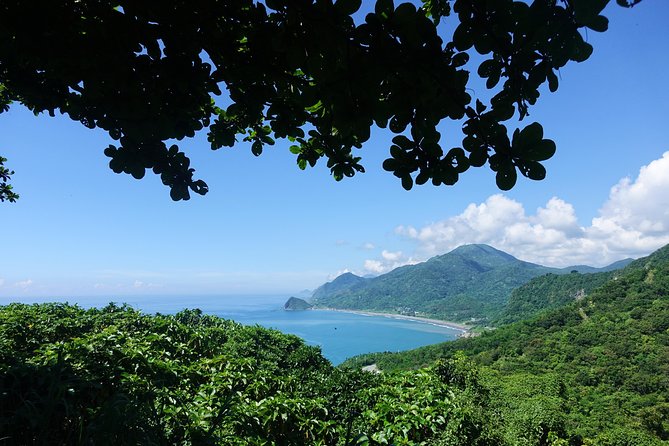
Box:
0;0;640;201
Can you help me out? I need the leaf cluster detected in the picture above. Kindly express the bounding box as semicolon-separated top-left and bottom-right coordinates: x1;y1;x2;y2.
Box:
0;0;637;199
0;156;18;202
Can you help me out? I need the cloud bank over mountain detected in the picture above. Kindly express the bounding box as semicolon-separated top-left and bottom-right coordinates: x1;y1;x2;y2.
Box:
363;152;669;274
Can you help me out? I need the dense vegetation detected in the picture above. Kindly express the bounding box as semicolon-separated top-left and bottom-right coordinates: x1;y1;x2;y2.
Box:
3;246;666;444
492;270;618;325
343;245;669;444
1;303;503;445
312;244;623;323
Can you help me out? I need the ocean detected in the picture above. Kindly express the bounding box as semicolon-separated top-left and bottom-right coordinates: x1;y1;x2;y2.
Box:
1;294;461;365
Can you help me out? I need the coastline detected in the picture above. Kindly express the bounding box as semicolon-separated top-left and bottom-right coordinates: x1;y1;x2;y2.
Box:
315;307;470;333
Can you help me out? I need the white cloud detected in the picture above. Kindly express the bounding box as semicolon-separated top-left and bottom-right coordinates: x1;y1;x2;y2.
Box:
381;250;403;261
362;252;421;275
363;260;386;274
15;279;33;289
534;197;582;236
361;242;376;250
132;280;163;289
384;152;669;268
328;268;352;281
589;152;669;254
395;194;530;256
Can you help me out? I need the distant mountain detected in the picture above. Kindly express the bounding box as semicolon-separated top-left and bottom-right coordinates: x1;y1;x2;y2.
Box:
558;257;634;274
311;272;368;302
312;244;632;323
284;296;313;310
604;257;635;270
312;244;552;322
623;243;669;270
293;289;314;299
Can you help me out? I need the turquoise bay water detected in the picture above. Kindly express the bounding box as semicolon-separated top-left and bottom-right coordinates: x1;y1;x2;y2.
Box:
1;294;461;365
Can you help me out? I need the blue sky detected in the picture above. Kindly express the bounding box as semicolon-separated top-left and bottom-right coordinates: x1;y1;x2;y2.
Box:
2;2;669;299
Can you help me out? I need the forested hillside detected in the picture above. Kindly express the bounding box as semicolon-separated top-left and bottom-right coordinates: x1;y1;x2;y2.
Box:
492;270;617;325
312;244;627;323
312;244;556;322
343;245;669;444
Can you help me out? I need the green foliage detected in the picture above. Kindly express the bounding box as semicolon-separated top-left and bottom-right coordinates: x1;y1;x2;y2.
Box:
2;245;667;445
0;304;327;444
488;372;571;446
354;367;497;446
0;0;637;199
493;270;617;325
0;302;498;445
344;245;669;444
0;156;18;202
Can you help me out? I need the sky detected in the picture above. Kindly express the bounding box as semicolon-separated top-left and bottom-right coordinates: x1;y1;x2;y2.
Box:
2;1;669;299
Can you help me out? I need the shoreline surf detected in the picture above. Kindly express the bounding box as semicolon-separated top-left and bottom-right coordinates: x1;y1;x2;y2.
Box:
314;307;470;333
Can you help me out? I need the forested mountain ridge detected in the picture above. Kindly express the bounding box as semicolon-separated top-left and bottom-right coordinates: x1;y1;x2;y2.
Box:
492;270;618;325
311;271;368;300
342;244;669;444
312;244;629;323
559;257;633;273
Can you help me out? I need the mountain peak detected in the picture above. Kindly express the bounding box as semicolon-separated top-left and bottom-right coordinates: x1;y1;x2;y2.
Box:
311;272;367;300
425;244;521;270
450;244;517;259
337;272;361;279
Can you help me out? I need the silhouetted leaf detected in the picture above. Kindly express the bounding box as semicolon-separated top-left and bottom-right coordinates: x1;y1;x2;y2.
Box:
375;0;394;18
401;174;413;190
335;0;362;15
524;139;556;162
496;163;517;190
